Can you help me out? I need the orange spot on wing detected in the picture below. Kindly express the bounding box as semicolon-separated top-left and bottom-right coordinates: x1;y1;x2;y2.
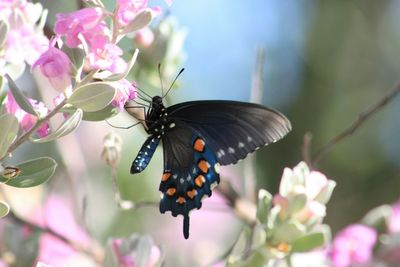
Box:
177;196;186;204
198;160;209;173
194;138;205;152
187;189;197;199
166;188;176;196
162;172;171;182
194;175;205;187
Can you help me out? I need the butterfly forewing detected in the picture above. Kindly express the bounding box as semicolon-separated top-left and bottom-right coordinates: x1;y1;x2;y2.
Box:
167;100;292;165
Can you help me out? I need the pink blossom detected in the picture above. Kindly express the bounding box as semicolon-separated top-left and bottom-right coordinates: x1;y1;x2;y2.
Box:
32;43;72;92
34;195;91;265
388;200;400;234
86;33;127;73
5;91;49;137
116;0;160;27
54;7;104;48
111;80;138;111
329;224;377;267
274;162;335;224
5;25;48;65
111;237;161;267
135;27;154;47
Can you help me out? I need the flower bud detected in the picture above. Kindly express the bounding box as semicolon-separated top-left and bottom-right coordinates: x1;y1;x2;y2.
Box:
101;132;122;167
32;45;72;92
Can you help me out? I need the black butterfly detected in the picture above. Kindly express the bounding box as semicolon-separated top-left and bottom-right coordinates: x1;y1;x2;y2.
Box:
127;76;291;239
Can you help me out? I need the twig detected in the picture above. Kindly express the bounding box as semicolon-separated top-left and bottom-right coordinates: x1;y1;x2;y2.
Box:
312;81;400;165
302;132;313;168
0;98;68;161
6;212;104;264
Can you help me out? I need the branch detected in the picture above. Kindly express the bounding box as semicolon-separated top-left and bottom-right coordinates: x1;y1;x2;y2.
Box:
1;98;68;161
6;211;104;264
312;81;400;165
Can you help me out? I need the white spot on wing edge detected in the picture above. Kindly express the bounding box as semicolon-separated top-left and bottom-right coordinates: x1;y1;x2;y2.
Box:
228;147;235;154
238;142;244;148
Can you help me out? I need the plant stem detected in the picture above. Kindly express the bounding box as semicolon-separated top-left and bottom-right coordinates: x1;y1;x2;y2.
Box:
0;98;68;162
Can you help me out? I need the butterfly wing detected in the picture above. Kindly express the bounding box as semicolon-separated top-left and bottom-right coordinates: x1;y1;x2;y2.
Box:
166;100;292;165
159;121;220;239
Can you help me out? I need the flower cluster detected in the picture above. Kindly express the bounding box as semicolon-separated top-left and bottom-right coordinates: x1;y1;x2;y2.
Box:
225;162;336;266
0;0;48;79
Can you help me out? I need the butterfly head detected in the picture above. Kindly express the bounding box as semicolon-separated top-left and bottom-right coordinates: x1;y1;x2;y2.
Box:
151;96;163;109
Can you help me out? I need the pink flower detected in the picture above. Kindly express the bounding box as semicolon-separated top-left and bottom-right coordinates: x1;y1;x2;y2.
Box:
86;32;127;73
111;236;161;267
5;91;49;138
111;79;138;111
54;7;104;48
388;200;400;234
135;27;154;47
32;43;72;92
274;162;336;224
34;195;92;265
329;224;377;267
5;25;49;65
116;0;160;27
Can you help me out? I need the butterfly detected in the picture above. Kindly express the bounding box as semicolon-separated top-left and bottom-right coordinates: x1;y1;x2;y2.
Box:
126;72;291;239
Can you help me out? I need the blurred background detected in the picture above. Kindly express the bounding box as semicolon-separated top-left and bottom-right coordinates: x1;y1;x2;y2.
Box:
5;0;400;266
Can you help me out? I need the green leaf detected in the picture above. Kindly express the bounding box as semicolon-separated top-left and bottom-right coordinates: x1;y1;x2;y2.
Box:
228;250;267;267
30;108;83;143
0;20;8;48
68;82;116;112
0;201;10;217
272;221;305;244
0;157;57;187
291;232;325;253
256;189;272;224
287;194;307;214
81;104;118;121
0;113;19;159
100;49;139;81
5;74;37;115
122;10;153;34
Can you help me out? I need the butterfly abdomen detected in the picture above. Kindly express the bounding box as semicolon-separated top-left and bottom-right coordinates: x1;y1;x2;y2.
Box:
131;136;160;174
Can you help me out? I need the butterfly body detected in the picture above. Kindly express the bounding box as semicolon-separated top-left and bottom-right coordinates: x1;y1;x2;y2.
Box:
128;96;291;239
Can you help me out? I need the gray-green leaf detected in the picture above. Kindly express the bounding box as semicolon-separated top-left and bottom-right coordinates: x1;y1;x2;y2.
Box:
0;201;10;217
291;232;325;253
68;82;116;112
122;11;153;34
5;74;37;115
0;20;8;49
30;108;83;143
256;189;272;224
0;113;19;159
0;157;57;187
62;46;84;79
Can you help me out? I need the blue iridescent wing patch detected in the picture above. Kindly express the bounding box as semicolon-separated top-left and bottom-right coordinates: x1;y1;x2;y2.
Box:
160;132;220;239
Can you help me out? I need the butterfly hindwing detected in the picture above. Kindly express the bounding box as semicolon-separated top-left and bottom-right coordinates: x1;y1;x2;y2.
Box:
166;100;291;165
159;123;220;239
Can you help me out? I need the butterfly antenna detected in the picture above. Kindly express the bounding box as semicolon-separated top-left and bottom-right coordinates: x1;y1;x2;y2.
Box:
158;63;164;96
163;68;185;98
105;120;142;130
133;83;153;100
